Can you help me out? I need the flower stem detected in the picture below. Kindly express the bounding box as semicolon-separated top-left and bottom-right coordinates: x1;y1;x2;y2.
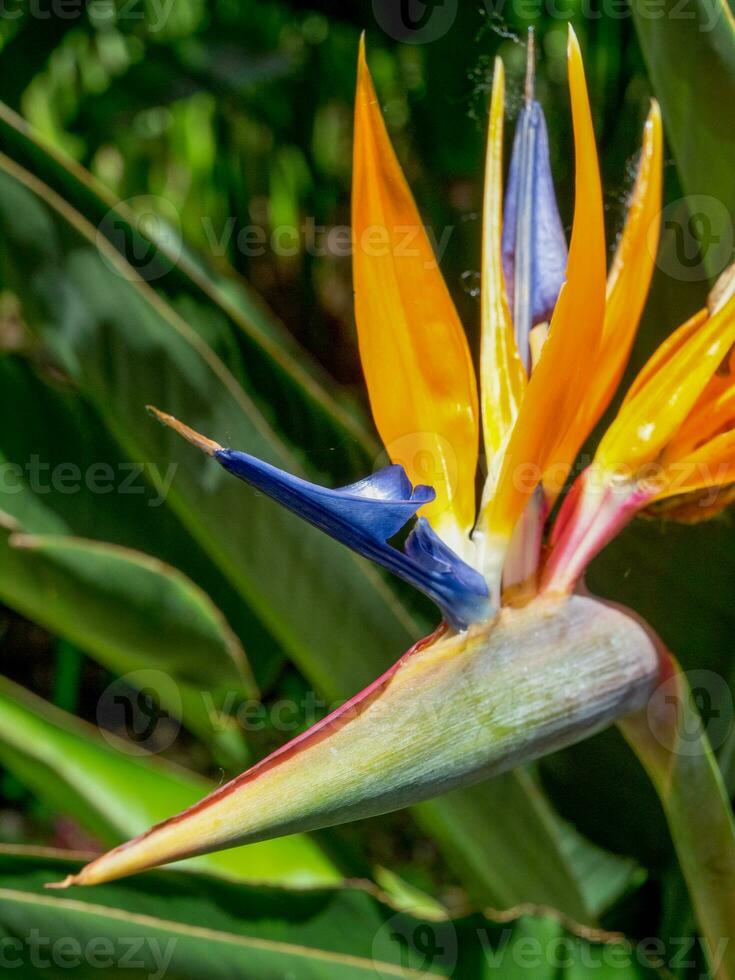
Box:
619;655;735;980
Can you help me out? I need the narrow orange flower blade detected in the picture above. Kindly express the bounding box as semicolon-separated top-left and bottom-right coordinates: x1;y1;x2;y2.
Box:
352;39;479;544
581;102;663;430
491;27;606;536
479;59;526;502
598;291;735;472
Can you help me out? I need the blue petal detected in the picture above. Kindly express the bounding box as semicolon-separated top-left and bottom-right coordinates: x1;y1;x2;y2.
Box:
502;100;567;371
217;452;433;542
215;449;490;629
405;519;493;629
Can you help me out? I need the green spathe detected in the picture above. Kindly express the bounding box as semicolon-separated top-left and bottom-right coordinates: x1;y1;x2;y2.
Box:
54;594;661;888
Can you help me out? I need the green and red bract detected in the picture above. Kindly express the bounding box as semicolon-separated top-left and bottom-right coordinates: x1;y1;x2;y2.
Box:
51;595;659;887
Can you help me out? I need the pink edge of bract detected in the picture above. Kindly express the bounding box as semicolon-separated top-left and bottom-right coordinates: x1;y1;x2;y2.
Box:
45;621;449;889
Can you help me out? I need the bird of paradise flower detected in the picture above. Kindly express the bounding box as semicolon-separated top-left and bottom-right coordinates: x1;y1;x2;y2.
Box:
52;27;735;974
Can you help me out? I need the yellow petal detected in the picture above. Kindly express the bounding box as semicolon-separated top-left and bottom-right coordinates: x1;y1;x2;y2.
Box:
597;291;735;473
478;58;526;509
352;37;479;545
621;308;707;407
579;101;663;432
489;26;606;537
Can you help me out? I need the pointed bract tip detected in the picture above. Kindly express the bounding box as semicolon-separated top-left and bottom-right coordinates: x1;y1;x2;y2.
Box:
146;406;222;456
490;56;504;110
44;875;77;890
567;23;580;57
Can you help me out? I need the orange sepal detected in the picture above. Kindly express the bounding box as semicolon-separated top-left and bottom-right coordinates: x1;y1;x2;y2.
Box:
489;26;606;537
352;38;479;545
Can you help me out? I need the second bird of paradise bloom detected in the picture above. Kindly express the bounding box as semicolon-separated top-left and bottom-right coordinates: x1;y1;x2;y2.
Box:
53;27;735;927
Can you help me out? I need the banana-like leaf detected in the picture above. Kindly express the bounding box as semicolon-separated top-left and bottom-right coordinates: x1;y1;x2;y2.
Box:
0;521;255;762
0;99;376;480
56;596;659;894
0;133;637;917
0;847;656;980
0;676;339;888
0;354;286;691
632;0;735;280
0;425;255;761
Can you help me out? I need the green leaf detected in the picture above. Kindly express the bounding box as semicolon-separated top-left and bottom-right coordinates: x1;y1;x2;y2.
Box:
0;99;376;481
0;677;340;888
0;354;286;692
415;769;640;921
620;662;735;980
631;0;735;280
0;134;632;918
0;521;256;762
0;846;656;980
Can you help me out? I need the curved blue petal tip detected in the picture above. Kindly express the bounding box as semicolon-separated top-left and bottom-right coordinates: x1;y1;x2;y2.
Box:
215;449;490;630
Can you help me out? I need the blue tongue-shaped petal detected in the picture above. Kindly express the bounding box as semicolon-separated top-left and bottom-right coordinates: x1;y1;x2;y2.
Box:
215;448;490;629
502;98;567;371
217;451;433;543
